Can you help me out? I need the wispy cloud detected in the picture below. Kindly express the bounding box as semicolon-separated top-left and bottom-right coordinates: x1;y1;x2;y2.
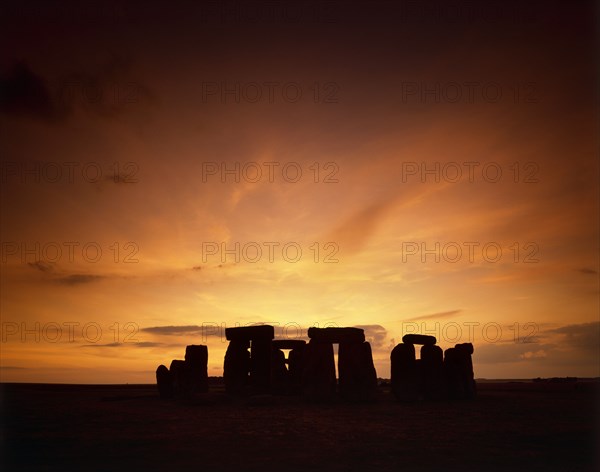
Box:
81;342;166;348
58;274;105;285
405;310;462;322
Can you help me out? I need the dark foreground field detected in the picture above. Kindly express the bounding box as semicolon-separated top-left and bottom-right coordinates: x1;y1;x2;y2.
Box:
1;380;598;472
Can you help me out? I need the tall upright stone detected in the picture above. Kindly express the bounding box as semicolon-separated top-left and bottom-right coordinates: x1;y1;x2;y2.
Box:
338;341;378;402
169;359;188;398
156;364;173;399
185;344;209;394
287;342;306;393
271;340;306;394
444;343;476;400
391;343;418;401
270;347;289;394
224;339;250;394
421;344;444;400
250;337;272;393
302;339;336;401
455;343;476;399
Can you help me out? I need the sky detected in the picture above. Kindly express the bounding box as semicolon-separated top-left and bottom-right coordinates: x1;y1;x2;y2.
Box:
0;0;598;383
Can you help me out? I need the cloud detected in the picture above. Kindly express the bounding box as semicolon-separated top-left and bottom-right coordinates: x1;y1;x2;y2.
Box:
58;274;105;285
0;366;28;370
547;322;600;353
25;261;108;285
326;198;399;255
520;350;547;359
405;309;462;322
0;61;67;122
578;268;598;275
81;342;166;348
0;58;155;124
475;342;556;364
353;324;388;348
27;260;55;273
141;325;221;337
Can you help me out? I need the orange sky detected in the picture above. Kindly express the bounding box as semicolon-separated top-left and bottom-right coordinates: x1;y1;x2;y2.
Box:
1;0;598;383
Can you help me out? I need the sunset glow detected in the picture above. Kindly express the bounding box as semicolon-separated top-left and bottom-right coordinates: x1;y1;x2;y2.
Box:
1;0;598;384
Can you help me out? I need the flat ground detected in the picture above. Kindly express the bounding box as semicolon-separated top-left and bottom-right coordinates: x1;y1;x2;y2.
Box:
1;380;598;472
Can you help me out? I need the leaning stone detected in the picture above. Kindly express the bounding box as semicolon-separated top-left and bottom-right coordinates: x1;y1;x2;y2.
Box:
307;327;365;344
225;325;275;341
156;364;173;399
402;334;437;345
338;341;378;402
390;343;418;401
302;339;336;401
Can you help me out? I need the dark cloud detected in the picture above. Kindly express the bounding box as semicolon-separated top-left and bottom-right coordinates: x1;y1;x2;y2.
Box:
0;58;155;124
27;260;55;273
0;61;67;122
142;325;221;337
58;274;105;285
405;310;462;322
578;268;598;275
548;322;600;353
354;324;387;348
81;342;165;348
0;365;27;370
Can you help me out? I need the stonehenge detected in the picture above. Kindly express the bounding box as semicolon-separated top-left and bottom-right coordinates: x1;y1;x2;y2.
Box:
219;326;377;401
154;326;477;404
391;335;476;401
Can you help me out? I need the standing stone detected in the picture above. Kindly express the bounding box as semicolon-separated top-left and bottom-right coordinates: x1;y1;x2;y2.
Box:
272;339;306;394
224;340;250;394
270;347;289;394
455;343;476;399
169;360;188;398
250;338;272;393
338;341;378;402
444;347;463;399
287;344;306;393
420;344;444;400
302;340;336;401
391;343;418;401
185;345;209;394
156;364;173;399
